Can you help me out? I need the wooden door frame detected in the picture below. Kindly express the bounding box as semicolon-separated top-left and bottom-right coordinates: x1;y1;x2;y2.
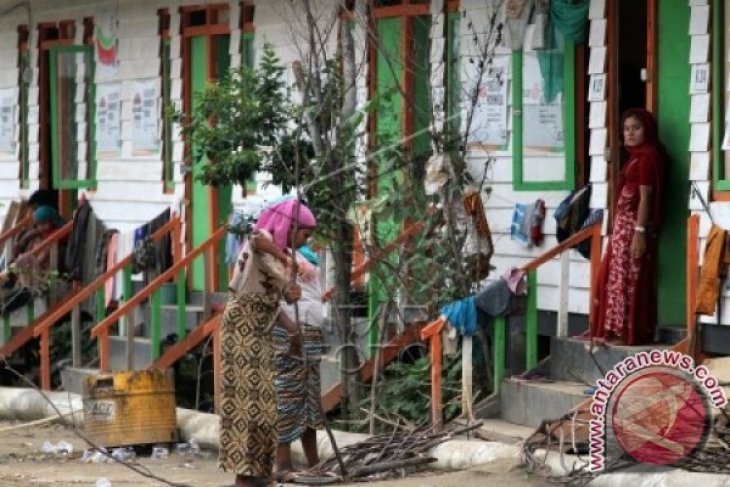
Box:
180;5;230;290
606;0;657;221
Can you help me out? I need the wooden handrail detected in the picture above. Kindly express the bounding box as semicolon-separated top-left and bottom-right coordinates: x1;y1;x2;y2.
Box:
33;216;180;337
27;220;73;258
421;222;604;428
521;223;600;272
0;215;31;248
91;225;226;339
322;221;425;302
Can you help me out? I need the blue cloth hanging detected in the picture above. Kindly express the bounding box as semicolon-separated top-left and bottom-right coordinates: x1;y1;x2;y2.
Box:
440;296;477;336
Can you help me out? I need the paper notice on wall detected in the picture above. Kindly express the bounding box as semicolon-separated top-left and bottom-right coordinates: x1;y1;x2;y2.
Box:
0;89;16;155
722;125;730;151
690;63;710;94
131;78;160;154
95;82;121;155
466;54;510;147
522;51;564;151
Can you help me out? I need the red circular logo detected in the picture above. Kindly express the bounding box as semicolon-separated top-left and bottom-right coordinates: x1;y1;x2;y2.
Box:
610;369;709;465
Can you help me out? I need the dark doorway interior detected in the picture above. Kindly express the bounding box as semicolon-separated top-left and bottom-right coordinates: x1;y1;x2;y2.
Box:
617;0;648;116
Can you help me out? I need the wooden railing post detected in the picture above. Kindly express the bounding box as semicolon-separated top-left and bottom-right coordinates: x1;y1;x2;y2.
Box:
557;251;570;337
40;329;51;390
687;214;700;354
126;308;136;370
430;331;443;430
525;270;538;370
71;304;81;368
589;222;603;326
493;316;506;393
99;328;110;372
150;289;162;361
203;246;212;319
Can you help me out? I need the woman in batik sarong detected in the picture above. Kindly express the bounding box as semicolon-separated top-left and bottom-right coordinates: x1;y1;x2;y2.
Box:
273;244;324;482
219;199;316;487
591;108;664;345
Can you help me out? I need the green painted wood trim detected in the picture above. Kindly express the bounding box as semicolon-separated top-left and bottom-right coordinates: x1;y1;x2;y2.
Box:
241;32;257;193
49;45;96;189
512;41;576;191
19;51;30;188
162;38;174;191
2;315;10;343
713;1;730;189
445;12;461;149
525;270;538;370
122;265;133;336
86;45;97;188
493;316;506;393
177;270;187;340
95;288;105;323
150;289;162;361
511;50;524;189
657;0;690;326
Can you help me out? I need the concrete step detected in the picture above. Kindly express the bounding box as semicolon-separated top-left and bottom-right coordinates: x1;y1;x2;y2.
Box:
158;304;206;339
60;367;100;395
500;377;588;428
471;418;535;445
549;337;669;385
108;336;152;371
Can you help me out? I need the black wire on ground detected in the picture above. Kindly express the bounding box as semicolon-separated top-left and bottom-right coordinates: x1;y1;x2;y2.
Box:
1;359;193;487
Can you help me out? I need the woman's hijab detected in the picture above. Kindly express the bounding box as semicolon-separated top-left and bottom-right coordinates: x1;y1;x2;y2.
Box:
254;199;316;250
32;205;65;229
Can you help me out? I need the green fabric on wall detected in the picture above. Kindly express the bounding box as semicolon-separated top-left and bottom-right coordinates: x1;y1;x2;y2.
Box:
550;0;589;44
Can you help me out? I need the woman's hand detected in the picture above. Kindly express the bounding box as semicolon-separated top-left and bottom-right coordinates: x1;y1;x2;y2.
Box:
631;232;646;259
283;283;302;304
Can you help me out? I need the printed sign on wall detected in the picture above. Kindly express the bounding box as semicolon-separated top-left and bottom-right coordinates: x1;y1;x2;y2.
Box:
131;78;160;155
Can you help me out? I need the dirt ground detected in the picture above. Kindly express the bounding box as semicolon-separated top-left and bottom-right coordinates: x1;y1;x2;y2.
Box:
0;421;543;487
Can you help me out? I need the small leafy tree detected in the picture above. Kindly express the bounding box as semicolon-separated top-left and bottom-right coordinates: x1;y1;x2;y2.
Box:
177;43;291;188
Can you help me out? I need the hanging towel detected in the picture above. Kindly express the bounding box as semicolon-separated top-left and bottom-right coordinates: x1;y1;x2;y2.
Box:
511;203;530;246
105;232;119;307
696;225;730;315
440;296;477;336
65;202;92;281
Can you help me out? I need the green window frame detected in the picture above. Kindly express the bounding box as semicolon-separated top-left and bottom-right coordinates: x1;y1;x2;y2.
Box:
712;0;730;191
18;49;30;188
49;44;96;189
161;38;174;192
512;34;576;191
445;11;461;150
241;31;257;194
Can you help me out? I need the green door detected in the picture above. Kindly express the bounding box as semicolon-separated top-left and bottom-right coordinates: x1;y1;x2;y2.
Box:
190;35;231;291
656;1;690;327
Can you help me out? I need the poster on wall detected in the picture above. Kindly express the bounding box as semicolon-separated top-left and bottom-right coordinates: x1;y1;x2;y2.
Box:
95;7;119;79
466;54;510;147
522;50;564;151
0;89;16;156
95;82;122;155
131;78;160;154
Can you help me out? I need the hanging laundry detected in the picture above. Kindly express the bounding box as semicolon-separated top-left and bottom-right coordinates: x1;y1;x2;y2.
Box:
65;202;92;281
696;225;730;315
511;199;546;247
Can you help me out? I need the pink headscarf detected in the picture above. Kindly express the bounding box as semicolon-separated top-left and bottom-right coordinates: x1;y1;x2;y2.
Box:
254;199;316;250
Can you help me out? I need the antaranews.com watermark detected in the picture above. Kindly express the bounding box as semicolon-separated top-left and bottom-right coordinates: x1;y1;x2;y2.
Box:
589;350;727;472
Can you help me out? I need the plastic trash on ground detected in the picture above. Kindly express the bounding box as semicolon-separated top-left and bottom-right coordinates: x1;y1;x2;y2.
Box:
150;445;169;459
95;478;112;487
81;448;110;464
40;440;73;455
111;447;136;463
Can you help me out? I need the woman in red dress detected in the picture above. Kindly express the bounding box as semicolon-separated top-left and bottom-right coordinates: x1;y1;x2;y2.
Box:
591;108;664;345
